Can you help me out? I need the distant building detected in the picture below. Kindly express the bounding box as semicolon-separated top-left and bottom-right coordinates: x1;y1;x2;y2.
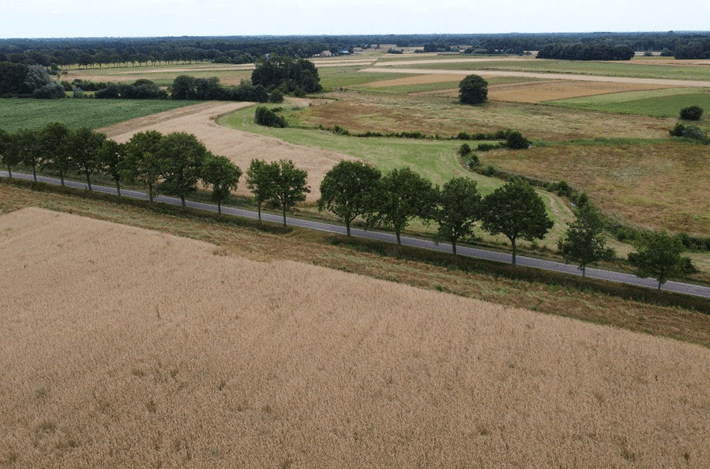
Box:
319;50;332;58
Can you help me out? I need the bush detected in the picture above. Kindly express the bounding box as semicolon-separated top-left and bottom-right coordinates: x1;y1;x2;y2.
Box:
669;122;686;137
456;131;470;140
680;105;704;121
482;164;496;176
254;106;287;128
458;143;472;156
505;130;531;149
466;154;480;169
682;125;706;141
268;90;284;103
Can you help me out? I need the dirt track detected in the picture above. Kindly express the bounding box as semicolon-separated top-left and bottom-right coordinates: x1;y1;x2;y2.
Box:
99;102;353;201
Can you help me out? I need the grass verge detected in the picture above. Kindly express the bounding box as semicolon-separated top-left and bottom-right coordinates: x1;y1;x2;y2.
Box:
2;178;709;348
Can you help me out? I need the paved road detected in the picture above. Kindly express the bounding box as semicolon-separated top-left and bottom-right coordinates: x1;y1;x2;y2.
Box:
4;170;710;299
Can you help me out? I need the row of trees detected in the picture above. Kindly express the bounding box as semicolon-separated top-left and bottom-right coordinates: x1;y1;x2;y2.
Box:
250;55;322;94
536;43;635;61
318;161;553;264
0;124;243;212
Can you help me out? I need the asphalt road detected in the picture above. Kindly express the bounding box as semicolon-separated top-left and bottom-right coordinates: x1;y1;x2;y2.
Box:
4;170;710;299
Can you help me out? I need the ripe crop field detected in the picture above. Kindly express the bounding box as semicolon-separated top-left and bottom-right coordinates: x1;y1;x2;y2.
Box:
64;63;255;87
549;88;710;118
487;80;674;103
2;207;709;468
0;98;199;132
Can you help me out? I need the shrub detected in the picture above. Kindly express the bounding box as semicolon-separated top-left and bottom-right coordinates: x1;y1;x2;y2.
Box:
254;106;287;128
669;123;686;137
457;131;470;140
268;90;284;103
680;105;703;121
466;154;480;169
458;143;472;156
682;125;706;141
482;164;496;176
505;130;531;149
553;180;571;197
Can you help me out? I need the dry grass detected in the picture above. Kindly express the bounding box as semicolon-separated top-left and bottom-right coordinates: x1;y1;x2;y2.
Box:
1;207;710;468
360;73;465;88
488;80;674;103
98;101;353;202
482;142;710;235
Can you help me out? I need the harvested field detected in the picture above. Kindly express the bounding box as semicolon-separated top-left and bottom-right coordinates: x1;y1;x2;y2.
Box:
488;80;674;103
99;101;353;201
360;66;710;88
1;207;710;468
359;73;464;88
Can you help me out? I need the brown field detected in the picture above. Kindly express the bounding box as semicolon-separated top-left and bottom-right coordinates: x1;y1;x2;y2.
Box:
481;142;710;235
99;102;353;202
2;207;710;468
487;80;673;103
359;73;465;88
359;66;710;88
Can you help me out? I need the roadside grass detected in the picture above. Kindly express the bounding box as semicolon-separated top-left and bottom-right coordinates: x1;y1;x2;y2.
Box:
2;180;709;348
0;98;200;132
378;58;710;81
549;88;710;118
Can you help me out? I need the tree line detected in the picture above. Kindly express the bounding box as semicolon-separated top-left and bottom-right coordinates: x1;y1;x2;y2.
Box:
536;43;635;61
0;127;694;287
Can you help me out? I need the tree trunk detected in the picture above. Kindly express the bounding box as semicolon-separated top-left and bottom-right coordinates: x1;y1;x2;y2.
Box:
452;238;457;256
218;200;222;215
346;221;351;236
396;230;401;245
148;184;154;203
85;171;92;191
32;165;37;182
59;169;65;186
511;238;517;266
282;204;287;226
116;180;121;197
7;165;12;178
181;195;186;208
257;203;262;222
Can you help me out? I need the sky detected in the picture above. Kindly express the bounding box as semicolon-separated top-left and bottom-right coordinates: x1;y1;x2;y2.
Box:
2;0;710;39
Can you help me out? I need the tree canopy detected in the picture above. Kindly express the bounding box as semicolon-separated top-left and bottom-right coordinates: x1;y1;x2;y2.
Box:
433;177;481;256
201;154;242;214
629;231;685;290
318;160;382;236
459;74;488;105
557;204;615;277
270;160;310;226
251;55;322;94
481;177;553;265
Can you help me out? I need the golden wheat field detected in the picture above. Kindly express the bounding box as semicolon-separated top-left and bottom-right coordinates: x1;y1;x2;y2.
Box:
2;208;710;468
99;102;353;202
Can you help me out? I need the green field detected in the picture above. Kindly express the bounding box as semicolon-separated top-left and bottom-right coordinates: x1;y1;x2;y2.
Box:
380;58;710;81
218;104;575;248
0;99;200;132
548;88;710;118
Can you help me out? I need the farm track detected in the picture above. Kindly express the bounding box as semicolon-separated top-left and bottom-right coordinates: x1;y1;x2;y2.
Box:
98;101;353;202
3;170;709;299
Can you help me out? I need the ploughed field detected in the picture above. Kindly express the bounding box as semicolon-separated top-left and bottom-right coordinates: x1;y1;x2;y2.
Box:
1;207;709;468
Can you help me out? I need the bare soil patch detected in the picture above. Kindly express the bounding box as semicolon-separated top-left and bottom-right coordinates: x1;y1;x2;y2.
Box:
98;102;353;201
488;80;674;103
1;207;709;468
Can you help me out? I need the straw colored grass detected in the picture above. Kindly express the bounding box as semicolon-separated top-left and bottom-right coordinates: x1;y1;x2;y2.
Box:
1;207;709;468
488;80;674;103
99;101;353;202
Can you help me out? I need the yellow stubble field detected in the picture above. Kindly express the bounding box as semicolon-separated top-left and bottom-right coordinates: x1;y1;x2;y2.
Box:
1;207;709;468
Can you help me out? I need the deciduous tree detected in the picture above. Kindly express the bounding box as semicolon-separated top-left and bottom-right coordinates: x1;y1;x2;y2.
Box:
270;159;310;226
318;160;381;236
481;177;553;265
39;122;72;186
157;132;207;207
99;139;126;196
13;128;42;182
367;167;436;245
246;159;279;222
124;130;163;202
434;177;481;256
201;153;242;214
70;128;106;190
459;74;488;105
557;204;615;277
629;231;685;290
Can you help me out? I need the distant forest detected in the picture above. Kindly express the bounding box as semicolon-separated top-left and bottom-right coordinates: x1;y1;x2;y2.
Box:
1;32;710;68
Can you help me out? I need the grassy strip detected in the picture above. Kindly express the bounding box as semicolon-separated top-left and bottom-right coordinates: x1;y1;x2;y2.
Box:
3;176;707;314
0;98;201;132
3;179;710;348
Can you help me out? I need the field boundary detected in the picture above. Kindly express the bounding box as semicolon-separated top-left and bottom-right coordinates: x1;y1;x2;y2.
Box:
3;174;710;308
